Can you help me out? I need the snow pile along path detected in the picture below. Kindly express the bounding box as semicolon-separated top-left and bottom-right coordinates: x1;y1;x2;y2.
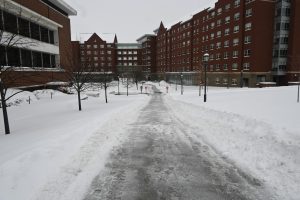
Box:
0;87;150;200
164;96;300;200
33;99;148;200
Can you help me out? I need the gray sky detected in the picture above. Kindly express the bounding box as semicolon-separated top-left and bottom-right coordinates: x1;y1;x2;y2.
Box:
64;0;214;43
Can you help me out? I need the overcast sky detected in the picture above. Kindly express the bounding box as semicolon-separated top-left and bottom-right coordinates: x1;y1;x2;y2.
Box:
64;0;214;43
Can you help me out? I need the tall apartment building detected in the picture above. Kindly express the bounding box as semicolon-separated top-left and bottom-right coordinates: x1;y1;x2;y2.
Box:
155;0;300;87
137;34;157;74
116;43;142;74
0;0;76;87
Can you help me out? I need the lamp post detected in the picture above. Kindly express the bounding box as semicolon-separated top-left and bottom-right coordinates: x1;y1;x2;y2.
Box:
295;74;299;103
117;75;120;95
176;74;178;91
181;73;183;95
203;53;209;102
240;69;244;88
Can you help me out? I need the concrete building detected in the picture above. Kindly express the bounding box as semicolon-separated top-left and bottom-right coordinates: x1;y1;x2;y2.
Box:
155;0;300;87
0;0;77;87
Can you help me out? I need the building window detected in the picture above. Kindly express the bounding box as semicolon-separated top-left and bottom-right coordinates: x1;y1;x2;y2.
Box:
243;62;250;70
224;52;229;59
223;64;228;70
234;0;240;7
244;49;251;57
224;40;229;47
3;11;18;34
217;31;221;38
18;18;30;38
225;3;231;11
32;51;42;67
245;22;252;31
232;78;238;85
216;42;221;49
233;38;239;46
225;16;231;24
225;28;230;35
246;8;253;17
234;13;240;21
244;35;252;44
217;8;222;15
42;53;50;68
232;63;238;70
233;25;239;33
21;49;32;67
30;23;40;41
233;50;239;58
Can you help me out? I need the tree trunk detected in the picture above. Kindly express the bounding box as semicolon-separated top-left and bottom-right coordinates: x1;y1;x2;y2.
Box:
77;90;82;111
0;81;10;134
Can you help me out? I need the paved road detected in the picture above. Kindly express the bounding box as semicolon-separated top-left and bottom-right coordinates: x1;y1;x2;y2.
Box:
84;86;273;200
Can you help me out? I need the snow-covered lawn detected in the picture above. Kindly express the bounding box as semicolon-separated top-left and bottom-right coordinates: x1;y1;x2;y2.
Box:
0;83;151;200
158;81;300;200
0;81;299;200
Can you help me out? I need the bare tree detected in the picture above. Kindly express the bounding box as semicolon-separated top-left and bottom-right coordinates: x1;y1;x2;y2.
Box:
132;67;143;91
65;56;97;111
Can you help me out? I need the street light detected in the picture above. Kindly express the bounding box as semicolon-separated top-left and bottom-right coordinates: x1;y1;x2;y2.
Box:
117;75;120;95
240;69;244;88
181;73;183;95
203;53;209;102
295;74;299;103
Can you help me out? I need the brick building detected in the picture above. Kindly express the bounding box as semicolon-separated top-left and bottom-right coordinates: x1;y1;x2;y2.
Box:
72;33;146;77
73;33;117;73
136;34;157;74
0;0;76;87
155;0;300;87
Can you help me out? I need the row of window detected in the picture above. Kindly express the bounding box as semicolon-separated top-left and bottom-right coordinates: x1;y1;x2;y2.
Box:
117;57;138;61
0;46;56;68
0;9;55;45
82;50;112;55
82;44;113;49
117;50;138;55
158;23;252;48
117;62;138;66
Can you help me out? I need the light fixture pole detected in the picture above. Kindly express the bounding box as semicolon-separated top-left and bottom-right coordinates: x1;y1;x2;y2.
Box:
240;69;244;88
296;74;299;103
203;53;209;102
181;73;183;95
117;75;120;95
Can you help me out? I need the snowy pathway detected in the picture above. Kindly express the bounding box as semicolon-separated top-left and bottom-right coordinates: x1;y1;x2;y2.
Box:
83;87;274;200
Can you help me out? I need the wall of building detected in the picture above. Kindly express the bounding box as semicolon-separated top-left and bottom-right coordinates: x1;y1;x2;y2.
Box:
155;0;288;87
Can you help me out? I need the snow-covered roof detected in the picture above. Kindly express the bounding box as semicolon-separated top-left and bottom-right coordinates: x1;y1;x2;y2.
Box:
47;0;77;16
79;33;116;44
116;43;141;49
154;7;211;31
136;34;156;42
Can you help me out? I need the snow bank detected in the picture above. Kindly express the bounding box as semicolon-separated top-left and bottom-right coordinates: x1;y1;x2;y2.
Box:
0;85;150;200
161;84;300;200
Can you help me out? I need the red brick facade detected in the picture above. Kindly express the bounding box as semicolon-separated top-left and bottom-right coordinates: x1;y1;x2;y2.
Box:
1;0;76;87
155;0;299;87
